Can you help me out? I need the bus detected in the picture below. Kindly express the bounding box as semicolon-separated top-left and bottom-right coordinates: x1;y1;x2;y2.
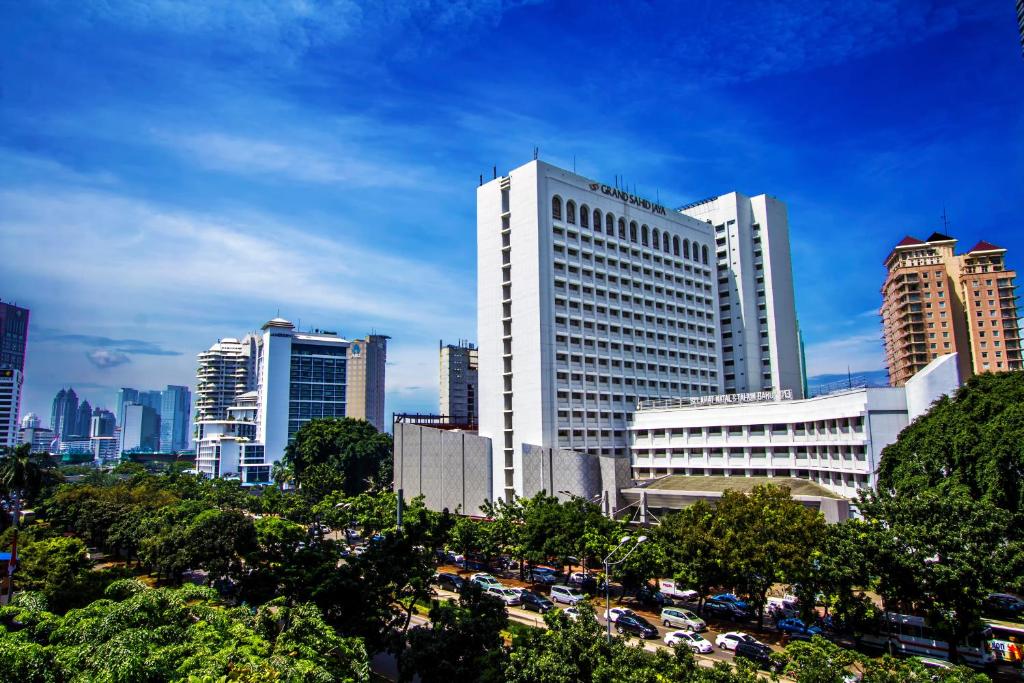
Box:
859;612;996;669
984;619;1024;665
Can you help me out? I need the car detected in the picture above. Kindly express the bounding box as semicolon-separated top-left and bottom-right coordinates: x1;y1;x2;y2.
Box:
562;607;580;621
661;607;706;631
711;593;751;612
776;617;823;639
470;573;502;588
568;571;596;587
352;545;368;556
433;572;464;592
604;607;636;623
529;567;560;584
985;593;1024;620
664;630;714;654
636;585;671;608
550;584;586;605
658;579;699;602
615;614;659;639
715;631;760;651
703;598;748;621
734;641;782;673
486;586;523;606
520;591;555;613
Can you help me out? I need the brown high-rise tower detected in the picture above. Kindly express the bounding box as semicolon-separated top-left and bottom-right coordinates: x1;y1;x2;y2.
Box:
881;233;1022;386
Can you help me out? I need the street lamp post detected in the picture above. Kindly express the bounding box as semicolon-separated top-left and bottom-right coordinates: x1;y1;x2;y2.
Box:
601;534;647;642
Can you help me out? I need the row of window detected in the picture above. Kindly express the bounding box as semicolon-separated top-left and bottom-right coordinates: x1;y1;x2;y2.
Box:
633;445;868;458
552;195;711;264
553;227;713;284
632;417;866;438
632;468;870;487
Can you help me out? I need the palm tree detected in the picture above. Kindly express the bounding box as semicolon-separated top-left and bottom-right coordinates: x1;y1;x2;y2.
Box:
0;443;60;601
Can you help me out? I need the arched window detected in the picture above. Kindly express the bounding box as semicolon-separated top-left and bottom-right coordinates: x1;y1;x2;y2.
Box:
702;245;709;264
629;221;638;242
603;212;613;235
651;228;659;249
663;232;670;253
641;225;649;246
673;236;680;257
552;196;562;221
684;239;690;259
580;204;590;228
566;200;576;224
618;218;626;239
692;243;701;262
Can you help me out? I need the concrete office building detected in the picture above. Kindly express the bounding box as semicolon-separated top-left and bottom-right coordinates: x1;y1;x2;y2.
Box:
90;408;116;437
477;160;724;503
882;233;1021;386
0;369;22;448
20;424;54;453
121;403;160;453
116;388;139;431
439;340;479;424
159;385;192;452
21;412;40;429
679;193;804;398
195;319;387;484
0;301;29;441
628;354;961;499
344;334;389;431
195;335;259;422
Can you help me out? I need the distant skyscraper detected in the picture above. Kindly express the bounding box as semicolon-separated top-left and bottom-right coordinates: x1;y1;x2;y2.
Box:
50;387;79;441
90;408;116;438
344;334;389;431
121;404;160;452
159;385;191;452
439;340;478;423
196;335;258;421
140;390;163;412
73;399;93;438
881;233;1022;385
20;412;40;429
116;387;140;428
19;422;53;453
0;370;22;448
0;300;30;444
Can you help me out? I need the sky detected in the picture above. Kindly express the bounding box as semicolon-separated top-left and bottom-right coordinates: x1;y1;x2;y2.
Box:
1;0;1022;426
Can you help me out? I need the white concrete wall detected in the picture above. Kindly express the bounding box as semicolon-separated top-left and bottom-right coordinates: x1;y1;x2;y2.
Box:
259;327;293;465
905;353;961;421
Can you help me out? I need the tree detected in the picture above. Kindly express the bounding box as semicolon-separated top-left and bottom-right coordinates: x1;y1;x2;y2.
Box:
183;507;258;583
657;500;728;612
0;443;60;509
780;636;861;683
15;536;93;613
791;519;875;627
285;417;393;496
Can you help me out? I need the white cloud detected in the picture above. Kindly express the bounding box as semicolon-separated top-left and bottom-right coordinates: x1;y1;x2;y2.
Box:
804;330;886;376
86;349;131;369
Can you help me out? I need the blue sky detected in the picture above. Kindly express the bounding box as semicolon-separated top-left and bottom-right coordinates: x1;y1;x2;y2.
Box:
2;0;1022;425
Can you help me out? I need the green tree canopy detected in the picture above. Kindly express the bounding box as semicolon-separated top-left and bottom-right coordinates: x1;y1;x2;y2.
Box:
285;418;393;497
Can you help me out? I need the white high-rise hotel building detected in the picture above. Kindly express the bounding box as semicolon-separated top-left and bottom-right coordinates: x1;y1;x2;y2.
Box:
477;161;802;503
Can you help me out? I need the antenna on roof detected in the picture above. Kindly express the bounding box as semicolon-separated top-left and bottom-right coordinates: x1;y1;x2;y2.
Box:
573;155;576;173
493;165;496;179
941;205;950;232
479;174;483;186
533;146;539;160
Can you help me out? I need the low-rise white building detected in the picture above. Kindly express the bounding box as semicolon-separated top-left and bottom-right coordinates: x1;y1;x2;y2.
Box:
629;354;961;498
195;390;260;480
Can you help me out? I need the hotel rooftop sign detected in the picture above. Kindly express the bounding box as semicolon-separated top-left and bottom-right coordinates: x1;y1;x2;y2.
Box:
637;389;793;411
590;183;667;216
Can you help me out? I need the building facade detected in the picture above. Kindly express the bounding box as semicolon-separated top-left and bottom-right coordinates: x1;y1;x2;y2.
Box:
0;369;22;448
881;233;1021;385
0;301;29;372
195;391;260;480
478;160;725;502
679;193;804;398
73;400;93;439
159;385;192;452
629;354;961;498
439;340;479;424
121;403;160;453
195;335;259;422
50;387;79;442
20;424;54;453
344;334;389;431
90;408;116;437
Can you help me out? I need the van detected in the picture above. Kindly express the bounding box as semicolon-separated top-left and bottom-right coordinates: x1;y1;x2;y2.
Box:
661;607;706;631
550;584;586;605
658;579;698;602
767;596;799;619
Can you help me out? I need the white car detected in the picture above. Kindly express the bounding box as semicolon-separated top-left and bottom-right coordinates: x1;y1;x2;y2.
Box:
715;631;760;651
665;630;714;654
486;586;523;606
471;573;502;588
603;607;636;623
352;545;368;556
563;607;580;621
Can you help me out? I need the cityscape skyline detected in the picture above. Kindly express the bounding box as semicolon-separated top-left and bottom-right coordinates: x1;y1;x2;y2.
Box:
3;1;1022;428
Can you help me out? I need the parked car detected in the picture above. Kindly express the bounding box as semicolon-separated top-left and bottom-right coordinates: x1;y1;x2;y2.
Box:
604;607;636;623
562;607;580;621
715;631;760;651
711;593;751;612
615;614;659;639
767;596;800;619
529;567;560;584
550;584;586;605
734;641;782;673
433;572;464;592
661;607;706;631
776;617;823;640
520;591;555;613
636;585;671;608
985;593;1024;621
665;630;714;654
486;586;523;606
703;598;748;621
568;571;596;587
352;545;368;556
471;573;502;589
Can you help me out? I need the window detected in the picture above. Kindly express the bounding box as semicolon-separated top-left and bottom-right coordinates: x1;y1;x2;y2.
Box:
566;200;576;224
702;245;709;264
552;196;562;221
663;232;671;253
630;221;638;242
619;217;627;239
580;204;589;228
673;235;680;256
684;239;690;259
